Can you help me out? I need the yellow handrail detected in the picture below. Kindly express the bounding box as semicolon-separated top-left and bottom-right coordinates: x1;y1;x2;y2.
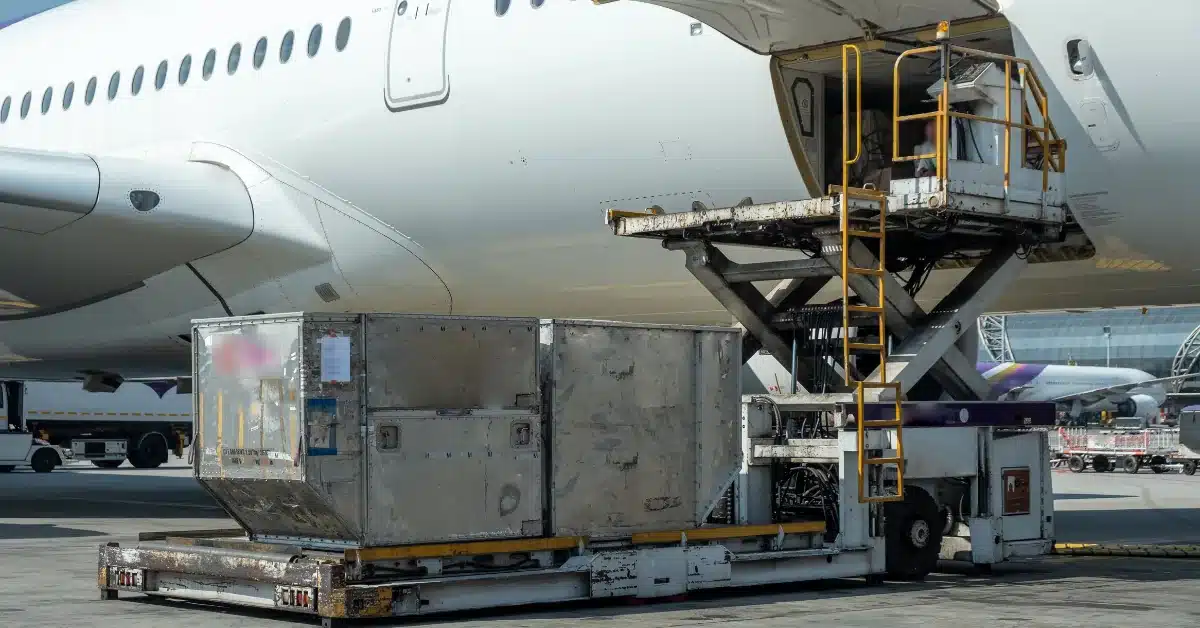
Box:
841;43;861;384
842;43;904;504
891;42;1066;192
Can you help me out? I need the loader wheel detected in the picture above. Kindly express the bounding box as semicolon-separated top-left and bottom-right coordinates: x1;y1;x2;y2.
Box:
129;433;168;469
1152;465;1167;474
1184;461;1197;476
884;487;943;581
1067;456;1086;473
31;449;59;473
1092;456;1111;473
92;460;123;469
1122;456;1141;474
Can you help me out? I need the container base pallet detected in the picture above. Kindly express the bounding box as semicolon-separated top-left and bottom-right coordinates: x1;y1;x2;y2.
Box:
100;522;871;626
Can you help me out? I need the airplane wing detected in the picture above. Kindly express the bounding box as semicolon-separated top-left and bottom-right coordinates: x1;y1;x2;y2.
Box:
0;141;345;318
0;145;256;313
1050;373;1200;404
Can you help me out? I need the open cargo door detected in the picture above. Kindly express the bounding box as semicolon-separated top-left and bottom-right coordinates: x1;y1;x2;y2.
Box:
614;0;998;54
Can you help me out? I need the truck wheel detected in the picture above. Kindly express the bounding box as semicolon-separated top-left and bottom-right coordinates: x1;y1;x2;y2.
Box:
884;487;943;581
1122;456;1141;474
1067;456;1086;473
92;460;123;469
1184;461;1197;476
1092;456;1111;473
129;433;168;469
30;448;59;473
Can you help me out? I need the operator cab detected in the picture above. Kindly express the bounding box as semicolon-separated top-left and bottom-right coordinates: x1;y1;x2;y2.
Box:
773;20;1067;232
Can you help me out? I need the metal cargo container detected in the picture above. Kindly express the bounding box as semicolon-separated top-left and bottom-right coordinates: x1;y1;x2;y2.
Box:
193;313;544;549
191;313;741;549
541;320;742;538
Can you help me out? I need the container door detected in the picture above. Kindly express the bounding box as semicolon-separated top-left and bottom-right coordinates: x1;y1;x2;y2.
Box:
365;412;544;546
990;431;1047;541
385;0;452;111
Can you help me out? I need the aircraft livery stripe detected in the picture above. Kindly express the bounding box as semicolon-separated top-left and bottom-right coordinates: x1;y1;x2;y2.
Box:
976;362;1047;397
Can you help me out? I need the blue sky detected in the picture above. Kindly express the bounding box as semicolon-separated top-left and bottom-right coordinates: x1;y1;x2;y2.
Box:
1;0;71;25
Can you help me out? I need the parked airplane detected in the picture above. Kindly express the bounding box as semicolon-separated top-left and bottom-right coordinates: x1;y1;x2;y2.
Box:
979;362;1196;422
0;0;1194;384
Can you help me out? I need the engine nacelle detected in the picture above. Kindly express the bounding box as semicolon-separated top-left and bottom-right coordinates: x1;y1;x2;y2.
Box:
1116;394;1159;420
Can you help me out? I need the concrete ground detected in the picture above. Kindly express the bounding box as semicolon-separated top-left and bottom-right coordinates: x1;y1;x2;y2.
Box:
2;458;1199;627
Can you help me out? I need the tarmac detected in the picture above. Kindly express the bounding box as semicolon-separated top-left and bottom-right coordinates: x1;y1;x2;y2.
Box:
2;457;1200;627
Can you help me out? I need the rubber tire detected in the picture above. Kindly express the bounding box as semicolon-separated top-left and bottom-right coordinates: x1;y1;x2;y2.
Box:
92;460;123;469
30;448;58;473
0;465;13;473
1152;465;1167;474
1184;461;1198;476
884;488;943;581
1093;455;1111;473
1122;456;1141;474
1067;456;1086;473
129;434;167;469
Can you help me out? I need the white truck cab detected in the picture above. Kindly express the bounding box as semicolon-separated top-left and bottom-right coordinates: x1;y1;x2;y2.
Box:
0;422;71;472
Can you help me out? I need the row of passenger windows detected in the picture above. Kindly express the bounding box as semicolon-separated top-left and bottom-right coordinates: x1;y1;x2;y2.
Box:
0;18;351;124
496;0;547;15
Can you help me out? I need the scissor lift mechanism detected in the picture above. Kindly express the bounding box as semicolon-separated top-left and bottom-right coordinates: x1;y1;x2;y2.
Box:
608;30;1070;502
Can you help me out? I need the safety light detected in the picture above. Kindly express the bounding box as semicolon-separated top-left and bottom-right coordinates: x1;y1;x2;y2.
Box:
936;21;950;40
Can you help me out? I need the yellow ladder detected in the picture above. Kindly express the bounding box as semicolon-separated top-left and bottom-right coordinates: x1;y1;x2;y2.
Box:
840;44;904;505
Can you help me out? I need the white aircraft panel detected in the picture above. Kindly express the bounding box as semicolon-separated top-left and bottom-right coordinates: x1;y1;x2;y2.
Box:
385;0;451;111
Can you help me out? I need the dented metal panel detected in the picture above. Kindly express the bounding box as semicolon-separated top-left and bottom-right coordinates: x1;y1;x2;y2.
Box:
364;411;544;546
543;320;741;538
363;315;539;410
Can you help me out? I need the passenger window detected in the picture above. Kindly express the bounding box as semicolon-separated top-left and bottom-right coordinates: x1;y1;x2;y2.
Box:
202;49;216;80
41;86;52;114
496;0;511;16
253;37;268;69
179;55;192;84
85;77;97;104
532;0;544;7
0;97;9;123
155;60;168;90
132;65;145;95
228;43;242;74
335;18;351;51
63;82;74;110
108;71;120;100
280;30;294;63
20;92;30;119
308;24;322;58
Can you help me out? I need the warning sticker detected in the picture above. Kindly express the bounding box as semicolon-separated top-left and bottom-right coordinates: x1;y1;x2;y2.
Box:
1002;467;1031;516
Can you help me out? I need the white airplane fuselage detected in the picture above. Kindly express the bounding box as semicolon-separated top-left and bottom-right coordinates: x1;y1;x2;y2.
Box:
0;0;1195;379
981;362;1166;418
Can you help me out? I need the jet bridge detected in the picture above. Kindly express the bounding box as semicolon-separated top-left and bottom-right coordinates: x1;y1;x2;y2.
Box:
607;28;1069;502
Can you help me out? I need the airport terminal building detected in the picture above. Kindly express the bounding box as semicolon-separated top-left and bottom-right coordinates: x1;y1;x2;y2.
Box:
984;305;1200;377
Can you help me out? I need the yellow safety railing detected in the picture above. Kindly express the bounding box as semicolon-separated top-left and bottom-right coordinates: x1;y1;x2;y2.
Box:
840;44;905;505
892;35;1066;194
